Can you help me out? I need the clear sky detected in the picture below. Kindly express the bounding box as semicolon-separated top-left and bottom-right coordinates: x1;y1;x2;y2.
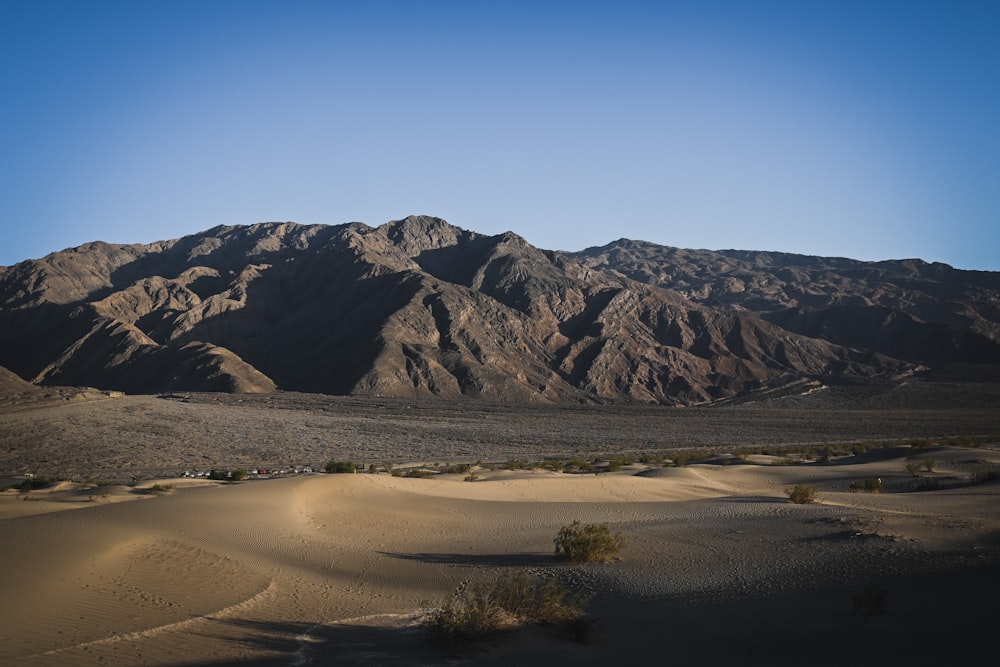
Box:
2;1;998;270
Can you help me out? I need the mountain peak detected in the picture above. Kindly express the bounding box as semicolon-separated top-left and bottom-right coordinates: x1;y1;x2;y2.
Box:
1;218;997;402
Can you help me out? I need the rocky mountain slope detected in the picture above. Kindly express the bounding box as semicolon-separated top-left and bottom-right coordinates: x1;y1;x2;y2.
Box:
569;240;1000;370
2;216;995;404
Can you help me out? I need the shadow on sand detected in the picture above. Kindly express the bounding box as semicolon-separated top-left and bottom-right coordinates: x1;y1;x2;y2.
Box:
379;551;556;567
164;615;450;666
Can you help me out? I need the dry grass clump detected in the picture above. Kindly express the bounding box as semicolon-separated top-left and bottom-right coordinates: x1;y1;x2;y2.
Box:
554;521;625;563
785;484;817;504
427;572;589;645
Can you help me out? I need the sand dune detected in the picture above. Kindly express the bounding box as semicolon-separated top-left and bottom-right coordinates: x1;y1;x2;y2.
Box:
2;448;999;665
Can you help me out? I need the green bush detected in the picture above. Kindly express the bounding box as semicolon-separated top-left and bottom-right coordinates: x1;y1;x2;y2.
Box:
324;460;358;474
428;572;587;645
785;484;817;504
554;521;625;563
850;477;884;493
403;469;435;479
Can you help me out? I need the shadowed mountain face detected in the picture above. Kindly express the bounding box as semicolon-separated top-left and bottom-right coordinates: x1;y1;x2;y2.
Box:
568;240;1000;370
2;217;994;404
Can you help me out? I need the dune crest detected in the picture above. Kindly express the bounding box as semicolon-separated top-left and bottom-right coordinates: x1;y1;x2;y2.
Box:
2;446;999;664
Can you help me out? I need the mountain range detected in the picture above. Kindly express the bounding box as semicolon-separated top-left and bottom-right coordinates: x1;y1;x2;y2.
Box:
2;216;998;404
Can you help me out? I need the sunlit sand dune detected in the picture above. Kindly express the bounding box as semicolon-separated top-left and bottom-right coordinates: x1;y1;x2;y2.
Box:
2;448;999;665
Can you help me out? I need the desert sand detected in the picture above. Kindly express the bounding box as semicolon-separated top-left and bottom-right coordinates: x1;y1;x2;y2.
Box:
2;443;999;666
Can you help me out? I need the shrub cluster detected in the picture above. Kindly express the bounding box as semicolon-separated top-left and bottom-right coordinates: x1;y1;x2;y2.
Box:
554;521;625;563
428;572;588;645
785;484;817;504
5;476;59;492
208;469;248;481
403;469;435;479
850;477;884;493
905;459;936;476
324;460;358;474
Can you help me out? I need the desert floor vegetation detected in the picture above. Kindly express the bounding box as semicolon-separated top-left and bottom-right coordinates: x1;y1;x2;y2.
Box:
2;390;998;479
554;521;626;563
785;484;818;504
0;390;998;664
324;459;358;474
850;477;885;493
427;572;590;647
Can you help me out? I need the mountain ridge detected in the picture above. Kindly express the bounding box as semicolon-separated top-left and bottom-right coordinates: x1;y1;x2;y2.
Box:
3;216;996;404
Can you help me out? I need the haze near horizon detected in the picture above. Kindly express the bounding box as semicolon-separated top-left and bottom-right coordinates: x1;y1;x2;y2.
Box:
2;1;998;270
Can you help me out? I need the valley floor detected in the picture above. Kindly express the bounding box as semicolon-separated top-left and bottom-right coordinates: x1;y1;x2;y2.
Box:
1;384;998;665
1;449;998;665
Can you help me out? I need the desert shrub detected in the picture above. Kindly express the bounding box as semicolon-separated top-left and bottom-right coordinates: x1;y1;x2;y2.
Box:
668;451;715;467
231;469;249;481
148;483;173;493
554;521;625;563
503;459;530;471
427;572;587;645
441;463;471;475
403;469;435;479
921;459;936;473
668;452;693;466
785;484;817;504
904;461;923;477
853;584;888;615
537;458;566;472
16;476;57;492
850;477;884;493
464;472;480;482
324;460;358;474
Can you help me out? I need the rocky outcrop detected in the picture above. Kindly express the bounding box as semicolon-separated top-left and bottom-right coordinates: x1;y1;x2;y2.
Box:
570;240;1000;369
4;216;986;403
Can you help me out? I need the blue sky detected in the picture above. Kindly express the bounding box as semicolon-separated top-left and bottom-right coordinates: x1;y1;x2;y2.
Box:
2;1;998;270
